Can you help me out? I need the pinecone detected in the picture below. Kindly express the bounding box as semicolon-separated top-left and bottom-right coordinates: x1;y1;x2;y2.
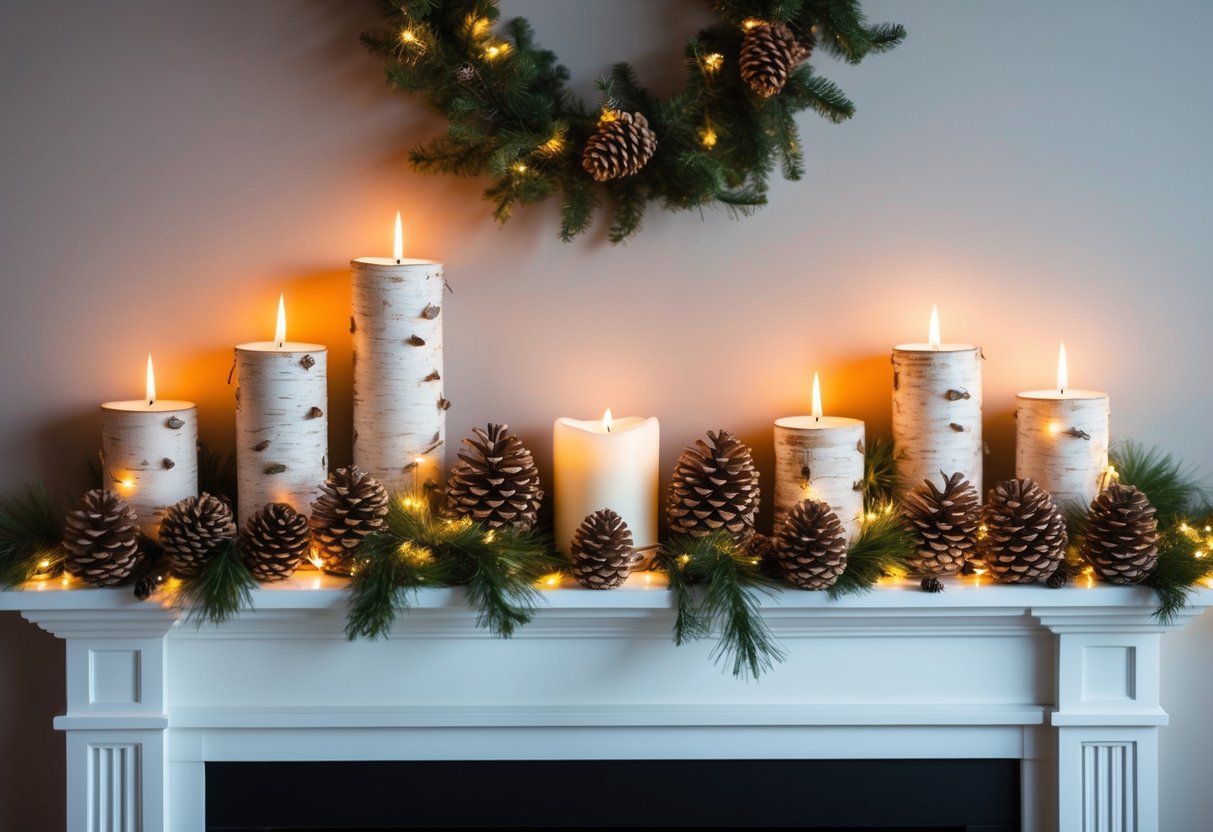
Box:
239;503;310;582
444;424;543;530
901;471;981;575
1081;483;1160;585
774;499;848;589
747;532;783;581
581;111;657;182
159;493;237;577
740;22;809;98
570;509;639;589
63;489;141;586
309;466;390;575
979;478;1068;584
667;429;760;542
453;62;478;84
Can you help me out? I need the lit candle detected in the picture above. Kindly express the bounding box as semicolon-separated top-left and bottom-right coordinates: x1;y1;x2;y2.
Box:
774;372;866;541
234;295;328;524
1015;342;1110;508
892;304;983;497
351;211;446;494
100;354;198;539
553;409;660;557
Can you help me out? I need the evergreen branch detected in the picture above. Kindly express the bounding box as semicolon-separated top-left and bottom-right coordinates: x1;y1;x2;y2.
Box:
1111;440;1208;523
178;539;257;626
784;72;855;123
654;539;709;645
0;483;65;589
344;534;442;640
861;435;896;512
827;505;916;599
865;22;908;52
1145;517;1213;624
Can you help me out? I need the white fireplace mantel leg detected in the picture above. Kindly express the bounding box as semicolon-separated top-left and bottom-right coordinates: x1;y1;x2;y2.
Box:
23;608;178;832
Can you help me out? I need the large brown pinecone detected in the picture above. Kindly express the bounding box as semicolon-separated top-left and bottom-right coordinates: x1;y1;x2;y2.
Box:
1081;483;1160;585
667;429;760;542
444;424;543;530
309;466;390;575
581;111;658;182
901;471;981;575
239;503;310;582
740;22;810;98
570;509;639;589
63;489;141;586
159;493;237;577
774;499;847;589
979;478;1068;584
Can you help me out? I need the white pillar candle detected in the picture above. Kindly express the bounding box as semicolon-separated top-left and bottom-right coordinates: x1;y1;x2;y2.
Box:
100;354;198;539
351;212;445;494
553;410;660;556
892;305;983;498
1016;342;1110;509
774;372;865;542
234;295;328;525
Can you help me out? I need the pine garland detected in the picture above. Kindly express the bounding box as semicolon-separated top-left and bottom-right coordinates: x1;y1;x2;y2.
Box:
0;483;65;588
826;503;916;599
175;539;258;626
860;435;896;512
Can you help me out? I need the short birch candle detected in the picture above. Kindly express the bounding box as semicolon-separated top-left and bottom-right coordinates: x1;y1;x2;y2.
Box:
234;295;328;525
1016;342;1110;508
892;304;983;498
774;372;866;542
351;212;446;494
100;354;198;539
553;410;660;557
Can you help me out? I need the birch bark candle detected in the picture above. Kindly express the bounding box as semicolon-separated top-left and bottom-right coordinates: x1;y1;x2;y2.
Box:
774;373;866;542
553;410;660;557
1016;342;1110;508
234;295;328;525
351;212;446;494
892;305;983;498
100;354;198;539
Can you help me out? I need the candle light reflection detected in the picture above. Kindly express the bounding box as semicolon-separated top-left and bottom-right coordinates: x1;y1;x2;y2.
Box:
928;304;941;350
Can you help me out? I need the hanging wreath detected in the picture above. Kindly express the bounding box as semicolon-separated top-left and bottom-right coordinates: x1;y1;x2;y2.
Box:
362;1;905;242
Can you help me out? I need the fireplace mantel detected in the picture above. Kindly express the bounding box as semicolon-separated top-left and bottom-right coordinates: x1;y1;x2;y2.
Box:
4;573;1209;832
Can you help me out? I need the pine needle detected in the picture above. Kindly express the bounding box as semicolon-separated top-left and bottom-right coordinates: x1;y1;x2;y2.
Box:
1112;440;1208;522
1146;516;1213;624
828;505;916;599
861;436;897;512
178;539;257;626
344;535;444;640
0;483;65;589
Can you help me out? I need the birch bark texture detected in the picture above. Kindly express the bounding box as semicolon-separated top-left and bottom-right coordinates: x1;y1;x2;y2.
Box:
234;344;329;525
350;258;446;495
1016;391;1110;509
99;402;198;539
773;418;865;542
891;346;983;498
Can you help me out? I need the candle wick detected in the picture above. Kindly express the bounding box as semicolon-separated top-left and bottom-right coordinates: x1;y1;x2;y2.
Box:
606;425;611;433
814;416;820;424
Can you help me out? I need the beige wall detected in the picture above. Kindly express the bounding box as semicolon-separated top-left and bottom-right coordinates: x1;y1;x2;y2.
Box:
2;1;1211;827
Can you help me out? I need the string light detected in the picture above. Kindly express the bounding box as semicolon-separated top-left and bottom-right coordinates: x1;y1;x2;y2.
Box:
539;573;562;588
698;123;718;149
741;18;764;31
512;163;528;174
539;135;565;154
702;52;724;74
399;29;418;45
483;42;510;60
467;15;491;38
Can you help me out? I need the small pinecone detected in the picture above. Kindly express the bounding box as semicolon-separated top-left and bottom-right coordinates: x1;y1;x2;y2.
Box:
239;503;310;582
570;509;639;589
581;111;658;182
1046;569;1068;589
453;62;478;84
921;576;945;594
63;489;141;586
740;22;809;98
309;466;390;574
747;532;783;581
159;493;237;577
667;429;760;542
445;424;543;530
134;573;166;600
901;471;981;575
979;479;1068;584
774;499;848;590
1081;483;1160;585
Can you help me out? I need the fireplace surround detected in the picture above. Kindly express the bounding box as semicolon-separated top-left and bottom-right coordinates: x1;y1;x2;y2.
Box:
3;572;1208;831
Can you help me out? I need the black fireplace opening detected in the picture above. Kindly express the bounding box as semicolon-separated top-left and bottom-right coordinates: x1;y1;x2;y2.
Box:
205;759;1019;830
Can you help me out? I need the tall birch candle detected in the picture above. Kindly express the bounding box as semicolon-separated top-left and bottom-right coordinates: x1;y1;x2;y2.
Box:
892;305;983;498
100;354;198;539
234;295;328;525
1016;342;1110;508
351;212;446;494
774;372;866;542
553;410;660;556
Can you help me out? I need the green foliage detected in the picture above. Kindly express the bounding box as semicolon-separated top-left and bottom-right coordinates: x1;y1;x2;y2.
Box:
1111;440;1208;523
860;436;896;512
827;504;916;599
0;483;65;589
1145;517;1213;624
177;539;257;626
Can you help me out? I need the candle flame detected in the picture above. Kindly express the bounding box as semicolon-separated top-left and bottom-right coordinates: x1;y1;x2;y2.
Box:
1056;341;1068;394
811;372;823;421
602;408;612;433
928;304;941;349
274;294;286;347
145;353;156;405
393;211;403;262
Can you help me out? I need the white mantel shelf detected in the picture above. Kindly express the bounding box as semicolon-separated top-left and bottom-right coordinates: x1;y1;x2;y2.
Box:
4;572;1211;832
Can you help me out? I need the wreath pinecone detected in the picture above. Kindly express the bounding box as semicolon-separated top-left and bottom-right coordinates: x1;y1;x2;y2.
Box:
444;423;543;530
309;466;390;575
570;509;639;589
979;478;1068;584
239;503;310;582
740;22;810;98
63;489;141;586
1080;483;1160;585
581;111;658;182
774;499;848;589
900;471;981;575
159;493;237;577
666;429;760;542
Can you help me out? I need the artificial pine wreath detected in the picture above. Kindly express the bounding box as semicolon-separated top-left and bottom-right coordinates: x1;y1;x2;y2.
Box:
363;0;904;242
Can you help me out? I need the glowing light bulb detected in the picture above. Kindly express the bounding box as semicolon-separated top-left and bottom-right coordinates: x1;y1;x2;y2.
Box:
602;408;612;433
274;294;286;347
702;52;723;72
699;125;718;148
393;211;403;262
928;304;941;350
145;353;156;406
400;29;417;44
1057;342;1068;394
811;372;823;422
